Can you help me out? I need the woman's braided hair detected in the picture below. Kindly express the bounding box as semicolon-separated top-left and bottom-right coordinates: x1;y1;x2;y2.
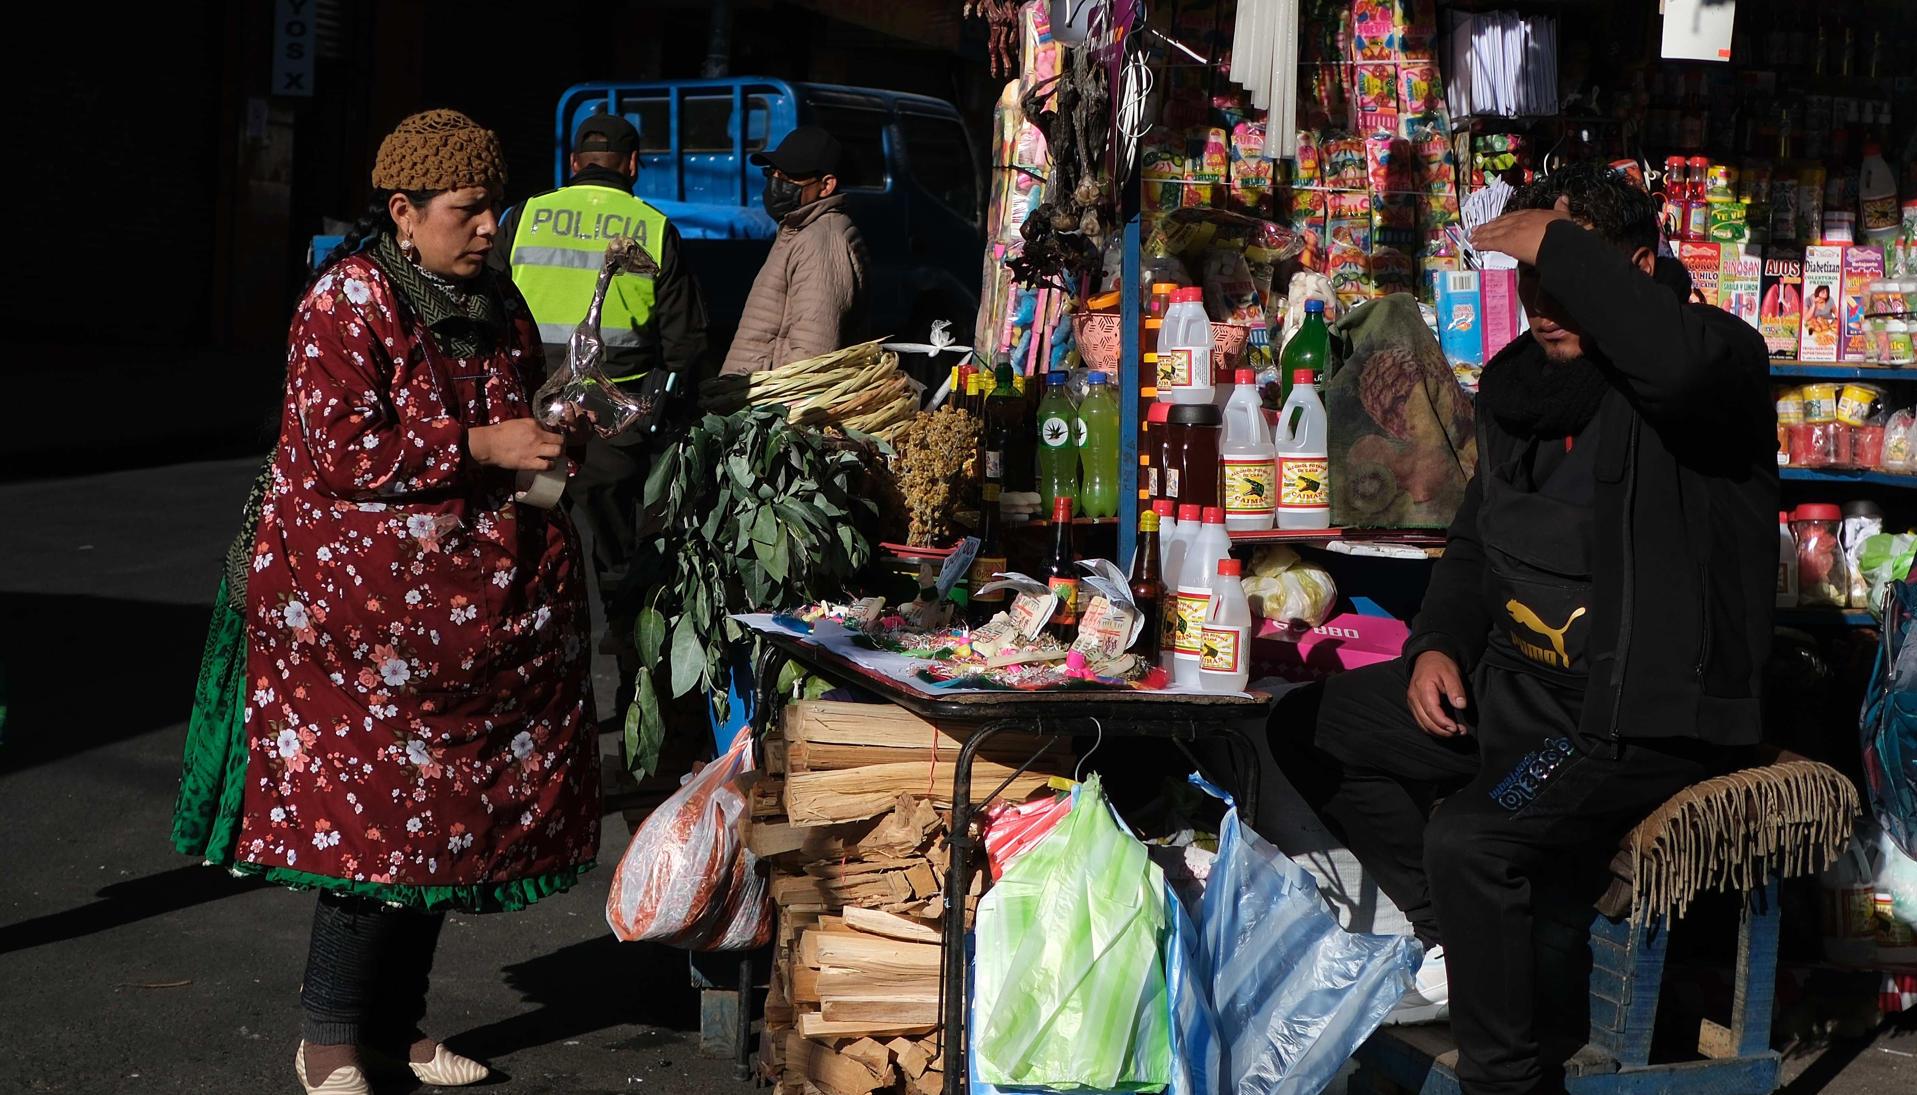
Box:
300;187;440;299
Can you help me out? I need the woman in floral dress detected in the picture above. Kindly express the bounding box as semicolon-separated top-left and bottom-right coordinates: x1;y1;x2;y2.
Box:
173;110;598;1095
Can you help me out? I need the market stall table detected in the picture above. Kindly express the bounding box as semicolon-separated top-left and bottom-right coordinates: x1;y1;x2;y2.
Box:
746;622;1274;1095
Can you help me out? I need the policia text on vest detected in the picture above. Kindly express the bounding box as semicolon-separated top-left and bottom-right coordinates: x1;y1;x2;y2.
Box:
510;184;667;376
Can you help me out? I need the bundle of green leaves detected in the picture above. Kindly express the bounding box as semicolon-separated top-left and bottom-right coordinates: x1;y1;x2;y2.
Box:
626;406;882;775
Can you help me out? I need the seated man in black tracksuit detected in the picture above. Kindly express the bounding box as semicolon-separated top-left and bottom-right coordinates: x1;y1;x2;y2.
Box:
1276;163;1777;1095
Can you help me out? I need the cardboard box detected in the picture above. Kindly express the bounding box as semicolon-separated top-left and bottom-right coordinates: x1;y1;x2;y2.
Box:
1718;245;1763;330
1435;270;1483;369
1799;245;1845;362
1760;249;1805;358
1679;242;1723;307
1841;246;1885;362
1250;612;1410;683
1480;268;1522;361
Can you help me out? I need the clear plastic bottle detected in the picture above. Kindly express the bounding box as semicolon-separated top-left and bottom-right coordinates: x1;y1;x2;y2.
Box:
1221;367;1277;531
1161;503;1203;674
1156;287;1216;405
1076;372;1120;518
1860;141;1899;241
1200;557;1252;693
1153;498;1180;579
1035;370;1078;516
1275;369;1331;529
1174;506;1231;688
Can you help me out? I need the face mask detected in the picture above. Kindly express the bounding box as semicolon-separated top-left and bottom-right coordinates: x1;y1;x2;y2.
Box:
763;175;807;221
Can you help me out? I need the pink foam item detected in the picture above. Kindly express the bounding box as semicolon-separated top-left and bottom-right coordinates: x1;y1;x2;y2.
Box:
1250;611;1411;682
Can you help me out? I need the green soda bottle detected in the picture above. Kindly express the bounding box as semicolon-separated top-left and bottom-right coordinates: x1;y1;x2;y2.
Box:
1036;370;1078;516
1076;371;1121;518
1280;298;1331;405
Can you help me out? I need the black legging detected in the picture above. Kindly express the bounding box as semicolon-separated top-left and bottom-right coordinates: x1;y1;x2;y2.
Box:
300;892;446;1047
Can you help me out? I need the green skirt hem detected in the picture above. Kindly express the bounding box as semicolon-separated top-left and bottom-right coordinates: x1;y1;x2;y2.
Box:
221;859;596;914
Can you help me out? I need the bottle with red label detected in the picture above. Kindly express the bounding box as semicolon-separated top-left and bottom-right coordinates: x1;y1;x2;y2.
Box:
1043;495;1080;641
1173;507;1231;688
1221;367;1277;531
1200;557;1251;693
1274;369;1331;529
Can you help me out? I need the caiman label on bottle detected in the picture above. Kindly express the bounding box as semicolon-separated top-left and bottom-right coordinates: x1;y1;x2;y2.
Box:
1279;457;1329;510
1156;348;1194;389
1174;588;1209;656
1223;458;1277;517
1200;624;1245;673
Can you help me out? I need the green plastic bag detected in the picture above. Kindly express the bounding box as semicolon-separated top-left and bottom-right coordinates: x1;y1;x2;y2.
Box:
1859;533;1917;621
974;774;1172;1091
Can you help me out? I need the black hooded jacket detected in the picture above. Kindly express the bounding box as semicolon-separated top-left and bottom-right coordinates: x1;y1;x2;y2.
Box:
1404;221;1779;747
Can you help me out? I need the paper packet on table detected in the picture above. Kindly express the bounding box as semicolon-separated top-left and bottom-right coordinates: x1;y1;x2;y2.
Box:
976;572;1058;645
1072;560;1146;660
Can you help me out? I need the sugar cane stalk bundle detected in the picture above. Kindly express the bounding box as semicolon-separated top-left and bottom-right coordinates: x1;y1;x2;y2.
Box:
701;340;922;443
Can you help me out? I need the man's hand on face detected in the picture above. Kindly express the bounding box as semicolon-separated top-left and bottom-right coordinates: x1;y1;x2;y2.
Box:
1471;195;1574;268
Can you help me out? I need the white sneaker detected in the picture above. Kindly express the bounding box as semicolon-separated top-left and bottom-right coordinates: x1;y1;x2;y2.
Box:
1385;944;1450;1025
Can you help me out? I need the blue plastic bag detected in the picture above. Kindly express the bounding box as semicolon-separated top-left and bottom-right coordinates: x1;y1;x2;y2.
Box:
1862;579;1917;859
1191;776;1422;1095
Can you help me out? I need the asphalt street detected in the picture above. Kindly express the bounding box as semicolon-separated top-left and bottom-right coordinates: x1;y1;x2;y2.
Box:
0;455;751;1095
2;455;1911;1095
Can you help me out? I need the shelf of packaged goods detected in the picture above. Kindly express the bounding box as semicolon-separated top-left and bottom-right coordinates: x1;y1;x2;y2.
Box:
1008;517;1120;529
1227;527;1445;558
1775;607;1878;629
1779;468;1917;488
1769;362;1917;380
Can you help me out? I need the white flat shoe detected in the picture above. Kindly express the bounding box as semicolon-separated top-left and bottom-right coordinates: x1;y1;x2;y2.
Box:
295;1043;371;1095
409;1042;492;1086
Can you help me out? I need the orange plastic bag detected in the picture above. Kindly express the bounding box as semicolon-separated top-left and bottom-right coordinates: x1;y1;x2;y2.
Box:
606;728;771;949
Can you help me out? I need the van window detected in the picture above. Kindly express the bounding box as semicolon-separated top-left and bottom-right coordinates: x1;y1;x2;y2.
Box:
901;113;978;222
618;98;670;153
616;94;771;154
805;104;888;191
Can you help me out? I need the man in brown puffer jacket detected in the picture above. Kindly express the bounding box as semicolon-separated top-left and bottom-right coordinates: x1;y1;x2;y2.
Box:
720;125;870;375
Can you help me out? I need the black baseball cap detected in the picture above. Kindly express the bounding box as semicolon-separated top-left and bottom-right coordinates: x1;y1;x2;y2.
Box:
750;125;842;179
574;114;639;155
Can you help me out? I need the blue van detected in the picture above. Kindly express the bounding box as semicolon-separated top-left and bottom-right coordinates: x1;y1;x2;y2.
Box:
552;77;985;351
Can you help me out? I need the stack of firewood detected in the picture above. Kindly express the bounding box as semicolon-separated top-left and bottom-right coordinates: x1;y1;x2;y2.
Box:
750;700;1070;1095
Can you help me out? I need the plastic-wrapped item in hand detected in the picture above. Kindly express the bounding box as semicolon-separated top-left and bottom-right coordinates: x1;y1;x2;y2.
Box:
516;236;662;507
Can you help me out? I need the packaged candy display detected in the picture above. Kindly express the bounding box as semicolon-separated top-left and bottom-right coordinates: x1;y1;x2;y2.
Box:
1776;383;1909;474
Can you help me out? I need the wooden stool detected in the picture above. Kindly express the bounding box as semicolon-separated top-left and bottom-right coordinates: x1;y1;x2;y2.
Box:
1353;756;1857;1095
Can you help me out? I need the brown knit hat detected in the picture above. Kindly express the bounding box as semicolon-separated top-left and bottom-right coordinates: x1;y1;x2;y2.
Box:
371;109;507;193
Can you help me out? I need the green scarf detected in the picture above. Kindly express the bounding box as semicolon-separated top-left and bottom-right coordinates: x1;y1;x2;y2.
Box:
370;233;505;359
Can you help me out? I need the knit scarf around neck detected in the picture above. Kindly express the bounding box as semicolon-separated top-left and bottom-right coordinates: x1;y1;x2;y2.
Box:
370;233;504;359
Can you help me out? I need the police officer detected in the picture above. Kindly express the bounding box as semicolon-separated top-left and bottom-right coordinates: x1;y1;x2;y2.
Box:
493;115;709;705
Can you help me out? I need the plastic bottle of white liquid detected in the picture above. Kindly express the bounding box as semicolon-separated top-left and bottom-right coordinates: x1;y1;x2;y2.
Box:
1200;557;1252;693
1275;368;1331;530
1221;367;1277;531
1174;506;1231;688
1156;288;1216;405
1160;503;1202;673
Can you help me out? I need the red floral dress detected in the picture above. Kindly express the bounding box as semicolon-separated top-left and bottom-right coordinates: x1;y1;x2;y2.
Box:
237;255;599;900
